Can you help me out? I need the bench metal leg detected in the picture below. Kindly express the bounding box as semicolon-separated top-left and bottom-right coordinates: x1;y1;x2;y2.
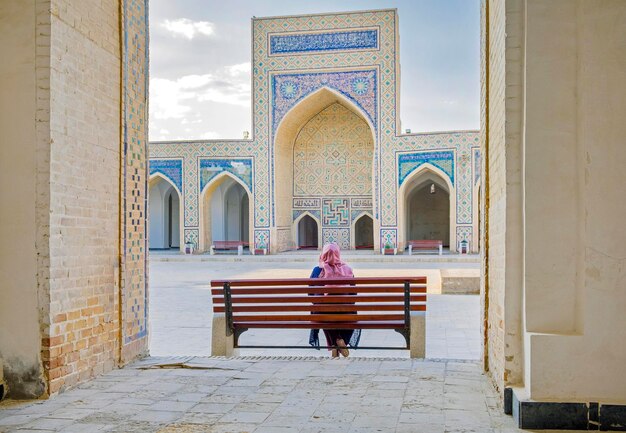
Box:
408;245;412;255
439;245;442;255
410;311;426;358
210;245;215;255
211;313;234;356
237;245;243;256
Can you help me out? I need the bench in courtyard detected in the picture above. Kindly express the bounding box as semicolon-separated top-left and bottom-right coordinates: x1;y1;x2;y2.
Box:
210;240;249;255
408;239;443;255
210;276;427;358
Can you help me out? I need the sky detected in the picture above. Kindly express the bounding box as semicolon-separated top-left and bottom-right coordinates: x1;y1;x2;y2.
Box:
149;0;480;141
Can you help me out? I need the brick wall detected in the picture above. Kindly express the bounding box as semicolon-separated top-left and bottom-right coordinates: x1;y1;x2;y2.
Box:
483;0;525;393
43;0;122;395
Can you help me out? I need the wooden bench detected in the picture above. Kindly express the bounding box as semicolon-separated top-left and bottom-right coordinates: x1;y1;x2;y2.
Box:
210;240;249;255
408;240;443;255
210;276;427;358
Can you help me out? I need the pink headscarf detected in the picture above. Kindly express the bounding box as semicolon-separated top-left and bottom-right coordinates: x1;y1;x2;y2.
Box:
318;243;353;278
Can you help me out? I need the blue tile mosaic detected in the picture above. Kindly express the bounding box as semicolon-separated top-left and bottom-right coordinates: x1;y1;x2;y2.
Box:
199;158;253;193
270;29;378;55
272;69;377;138
149;159;183;192
398;151;455;186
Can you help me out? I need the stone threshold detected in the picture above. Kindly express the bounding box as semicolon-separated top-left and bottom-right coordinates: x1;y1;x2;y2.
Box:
505;387;626;431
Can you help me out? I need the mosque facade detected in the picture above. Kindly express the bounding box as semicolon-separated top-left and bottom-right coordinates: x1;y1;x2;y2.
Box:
149;9;480;254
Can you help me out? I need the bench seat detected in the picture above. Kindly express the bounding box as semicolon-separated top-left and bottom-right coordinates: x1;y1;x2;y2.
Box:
408;240;443;255
210;241;249;255
210;276;427;358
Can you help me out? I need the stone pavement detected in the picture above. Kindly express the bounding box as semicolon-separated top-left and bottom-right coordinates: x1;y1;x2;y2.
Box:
148;260;481;360
1;355;548;433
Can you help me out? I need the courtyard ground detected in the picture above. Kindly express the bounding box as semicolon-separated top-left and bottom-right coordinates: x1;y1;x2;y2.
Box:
0;255;579;432
148;256;481;359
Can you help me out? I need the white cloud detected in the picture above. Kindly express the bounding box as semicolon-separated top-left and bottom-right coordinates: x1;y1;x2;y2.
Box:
162;18;215;40
200;131;221;140
149;62;252;140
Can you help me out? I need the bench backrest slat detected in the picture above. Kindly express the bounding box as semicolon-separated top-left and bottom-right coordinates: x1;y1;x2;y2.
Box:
210;276;426;287
211;285;426;296
214;304;426;313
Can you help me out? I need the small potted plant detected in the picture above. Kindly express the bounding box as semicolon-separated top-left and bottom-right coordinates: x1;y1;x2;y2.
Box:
383;241;396;255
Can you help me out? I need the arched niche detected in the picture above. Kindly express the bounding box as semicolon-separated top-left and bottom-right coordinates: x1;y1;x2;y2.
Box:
273;86;376;252
199;172;252;253
293;212;321;250
352;213;374;249
397;163;456;252
148;174;182;251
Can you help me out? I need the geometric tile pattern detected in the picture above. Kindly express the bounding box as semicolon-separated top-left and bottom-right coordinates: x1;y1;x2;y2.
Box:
254;229;270;250
473;146;481;184
199;158;253;193
322;228;350;250
322;198;350;227
150;10;481;252
269;29;379;55
149;159;183;192
272;69;377;137
294;103;373;196
380;228;397;248
398;150;455;186
456;226;473;249
121;0;149;355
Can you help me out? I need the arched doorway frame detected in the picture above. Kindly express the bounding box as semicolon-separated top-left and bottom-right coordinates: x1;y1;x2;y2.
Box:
292;211;322;250
350;211;375;250
397;163;457;252
273;85;378;253
198;171;253;253
148;173;184;252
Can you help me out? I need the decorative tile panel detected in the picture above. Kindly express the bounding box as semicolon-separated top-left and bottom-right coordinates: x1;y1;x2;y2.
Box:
322;198;350;227
272;69;378;137
199;158;253;193
456;226;473;248
184;228;199;247
149;159;183;192
120;0;149;358
293;103;373;196
473;147;481;184
322;228;350;250
380;228;397;248
351;197;372;209
293;198;321;208
398;151;455;186
254;229;270;250
269;28;378;55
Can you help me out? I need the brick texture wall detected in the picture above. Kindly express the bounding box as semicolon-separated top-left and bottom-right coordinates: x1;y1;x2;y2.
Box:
483;0;525;393
42;0;122;394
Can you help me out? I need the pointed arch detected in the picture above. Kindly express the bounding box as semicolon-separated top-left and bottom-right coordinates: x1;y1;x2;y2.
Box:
292;211;321;250
351;211;374;250
148;173;183;251
273;86;377;252
199;171;253;253
397;163;457;252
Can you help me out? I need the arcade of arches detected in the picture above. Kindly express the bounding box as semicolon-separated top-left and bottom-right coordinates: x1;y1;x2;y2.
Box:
1;2;625;431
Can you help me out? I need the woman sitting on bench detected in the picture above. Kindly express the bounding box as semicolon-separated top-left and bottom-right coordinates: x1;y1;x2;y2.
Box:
308;243;361;358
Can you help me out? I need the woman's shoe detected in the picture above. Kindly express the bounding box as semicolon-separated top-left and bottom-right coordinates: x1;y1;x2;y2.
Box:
336;339;349;357
331;349;339;358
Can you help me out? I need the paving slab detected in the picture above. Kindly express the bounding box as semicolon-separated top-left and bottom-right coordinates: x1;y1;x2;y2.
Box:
0;356;582;433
